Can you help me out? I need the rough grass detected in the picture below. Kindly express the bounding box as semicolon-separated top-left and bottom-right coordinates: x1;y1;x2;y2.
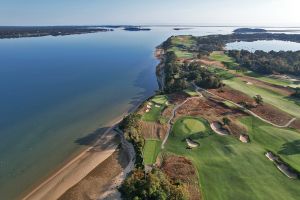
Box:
224;78;300;118
164;116;300;200
143;139;162;165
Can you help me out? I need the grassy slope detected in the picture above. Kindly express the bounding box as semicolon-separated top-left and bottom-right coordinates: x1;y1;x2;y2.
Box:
143;139;162;165
164;116;300;200
224;78;300;118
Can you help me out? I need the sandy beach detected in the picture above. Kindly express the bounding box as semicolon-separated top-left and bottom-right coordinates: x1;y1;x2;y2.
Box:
22;125;121;200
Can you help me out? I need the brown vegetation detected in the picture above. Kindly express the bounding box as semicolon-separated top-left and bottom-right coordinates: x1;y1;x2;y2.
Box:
209;86;294;126
161;155;201;200
175;97;244;123
140;121;168;139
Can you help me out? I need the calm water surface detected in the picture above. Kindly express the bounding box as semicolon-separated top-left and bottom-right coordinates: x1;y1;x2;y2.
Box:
226;40;300;52
0;27;235;199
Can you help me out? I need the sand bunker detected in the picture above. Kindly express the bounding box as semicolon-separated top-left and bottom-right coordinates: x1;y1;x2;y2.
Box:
186;138;199;148
246;81;253;85
210;122;229;136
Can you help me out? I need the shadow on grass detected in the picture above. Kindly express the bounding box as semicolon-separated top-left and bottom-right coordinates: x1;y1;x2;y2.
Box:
278;140;300;155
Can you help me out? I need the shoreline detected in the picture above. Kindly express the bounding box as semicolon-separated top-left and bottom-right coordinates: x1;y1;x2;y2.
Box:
21;48;159;200
21;118;121;200
21;99;148;200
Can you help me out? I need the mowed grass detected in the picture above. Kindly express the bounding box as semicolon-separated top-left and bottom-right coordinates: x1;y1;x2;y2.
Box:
167;35;197;59
143;139;162;165
142;95;168;122
164;116;300;200
244;71;300;88
151;95;168;105
224;78;300;118
209;51;239;68
167;47;194;59
171;116;210;142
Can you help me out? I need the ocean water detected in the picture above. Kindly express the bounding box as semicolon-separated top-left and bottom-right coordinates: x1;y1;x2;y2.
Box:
1;26;298;199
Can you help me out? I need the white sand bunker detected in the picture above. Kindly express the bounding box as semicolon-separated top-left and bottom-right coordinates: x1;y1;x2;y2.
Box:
246;81;253;85
210;122;229;136
186;138;199;148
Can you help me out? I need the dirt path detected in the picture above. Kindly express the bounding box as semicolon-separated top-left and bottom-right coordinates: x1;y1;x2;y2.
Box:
193;83;297;128
161;97;199;149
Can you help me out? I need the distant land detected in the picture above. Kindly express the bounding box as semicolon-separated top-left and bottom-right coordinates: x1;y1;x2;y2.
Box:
0;26;113;39
233;28;267;34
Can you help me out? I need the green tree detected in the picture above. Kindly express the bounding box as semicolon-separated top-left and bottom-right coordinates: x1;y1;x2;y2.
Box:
222;117;231;126
253;95;263;105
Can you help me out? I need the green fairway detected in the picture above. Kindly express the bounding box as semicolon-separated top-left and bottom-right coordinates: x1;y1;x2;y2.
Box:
143;139;162;165
208;67;235;80
209;51;239;68
151;95;168;105
244;71;300;88
164;116;300;200
166;36;197;59
224;78;300;118
142;95;168;122
167;47;194;58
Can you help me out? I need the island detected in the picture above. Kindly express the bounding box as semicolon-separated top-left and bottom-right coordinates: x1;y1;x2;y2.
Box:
0;26;113;39
233;28;267;34
123;26;151;31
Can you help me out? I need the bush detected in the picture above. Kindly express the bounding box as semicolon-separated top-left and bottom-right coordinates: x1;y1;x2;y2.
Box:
120;169;188;200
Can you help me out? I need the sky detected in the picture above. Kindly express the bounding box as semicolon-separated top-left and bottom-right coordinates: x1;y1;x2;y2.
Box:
0;0;299;26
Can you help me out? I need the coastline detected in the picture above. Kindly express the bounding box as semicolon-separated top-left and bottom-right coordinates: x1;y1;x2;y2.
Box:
21;48;159;200
21;101;144;200
21;118;121;200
